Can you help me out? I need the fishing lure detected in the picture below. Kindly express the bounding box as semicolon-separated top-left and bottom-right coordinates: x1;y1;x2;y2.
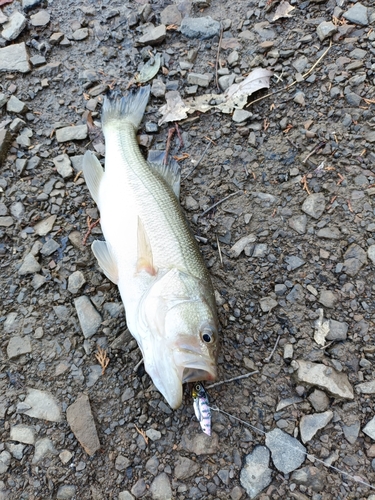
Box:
192;383;211;436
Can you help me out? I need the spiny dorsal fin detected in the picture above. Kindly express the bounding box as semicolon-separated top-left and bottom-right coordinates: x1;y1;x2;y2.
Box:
82;151;104;204
137;217;156;276
92;240;118;284
147;150;181;199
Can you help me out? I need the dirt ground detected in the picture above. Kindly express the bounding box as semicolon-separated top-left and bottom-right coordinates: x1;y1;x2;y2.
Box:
1;0;375;499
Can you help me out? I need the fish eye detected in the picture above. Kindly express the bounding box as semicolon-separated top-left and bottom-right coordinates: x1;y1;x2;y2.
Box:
195;384;201;391
201;327;215;344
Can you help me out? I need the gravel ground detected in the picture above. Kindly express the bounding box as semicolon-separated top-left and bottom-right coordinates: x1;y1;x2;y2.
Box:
1;0;375;499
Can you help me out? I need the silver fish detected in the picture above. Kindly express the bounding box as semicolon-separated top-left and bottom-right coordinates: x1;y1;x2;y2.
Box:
192;383;211;436
82;85;219;409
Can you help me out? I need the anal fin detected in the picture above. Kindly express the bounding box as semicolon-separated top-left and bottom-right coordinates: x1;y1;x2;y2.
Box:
92;240;118;284
82;151;104;204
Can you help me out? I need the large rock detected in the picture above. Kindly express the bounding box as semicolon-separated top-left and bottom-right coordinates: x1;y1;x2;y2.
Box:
18;253;41;275
33;437;57;464
301;193;326;219
293;360;354;400
180;426;219;455
33;214;57;236
0;42;30;73
1;11;27;41
55;125;88;143
74;296;102;338
23;388;61;422
138;25;166;45
265;428;306;474
180;16;221;40
343;3;368;25
7;336;32;359
149;473;172;500
66;394;100;455
343;243;367;276
174;456;200;480
240;446;272;499
290;466;326;492
299;411;333;443
10;425;36;445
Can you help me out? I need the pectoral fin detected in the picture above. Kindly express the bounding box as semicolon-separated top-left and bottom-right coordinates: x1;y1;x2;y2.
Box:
82;151;104;204
92;240;118;284
147;150;181;199
137;217;157;276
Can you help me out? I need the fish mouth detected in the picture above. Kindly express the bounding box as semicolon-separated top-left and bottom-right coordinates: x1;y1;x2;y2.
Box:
174;349;217;385
182;367;216;384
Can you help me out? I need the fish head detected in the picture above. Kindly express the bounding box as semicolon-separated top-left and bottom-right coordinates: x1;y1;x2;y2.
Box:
138;270;219;409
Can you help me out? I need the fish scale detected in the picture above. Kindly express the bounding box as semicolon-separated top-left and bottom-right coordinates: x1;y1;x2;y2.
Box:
108;124;208;281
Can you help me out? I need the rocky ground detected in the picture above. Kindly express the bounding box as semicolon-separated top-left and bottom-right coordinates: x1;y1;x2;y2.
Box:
1;0;375;499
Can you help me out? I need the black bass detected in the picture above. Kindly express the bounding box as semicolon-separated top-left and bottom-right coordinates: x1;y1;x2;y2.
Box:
82;85;219;409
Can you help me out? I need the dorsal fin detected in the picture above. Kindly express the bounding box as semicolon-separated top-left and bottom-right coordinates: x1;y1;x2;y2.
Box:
82;151;104;204
92;240;118;284
137;217;157;276
147;150;181;199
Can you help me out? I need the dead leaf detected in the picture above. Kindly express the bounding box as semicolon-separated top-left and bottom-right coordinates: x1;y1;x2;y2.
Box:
271;1;295;22
314;308;330;347
160;68;273;121
225;68;273;100
158;91;189;125
135;53;161;84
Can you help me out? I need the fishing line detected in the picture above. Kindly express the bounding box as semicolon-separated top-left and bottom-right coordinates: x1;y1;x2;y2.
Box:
210;405;375;491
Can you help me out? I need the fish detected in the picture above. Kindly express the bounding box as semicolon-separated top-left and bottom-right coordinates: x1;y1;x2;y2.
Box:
82;85;219;409
192;383;211;436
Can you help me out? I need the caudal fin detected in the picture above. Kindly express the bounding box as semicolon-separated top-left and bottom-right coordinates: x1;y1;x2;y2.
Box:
101;85;151;130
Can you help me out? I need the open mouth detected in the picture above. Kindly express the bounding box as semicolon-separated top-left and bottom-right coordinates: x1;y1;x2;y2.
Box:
182;367;216;384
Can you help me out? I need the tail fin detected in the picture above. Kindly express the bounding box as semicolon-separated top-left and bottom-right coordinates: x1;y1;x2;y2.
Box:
101;85;151;130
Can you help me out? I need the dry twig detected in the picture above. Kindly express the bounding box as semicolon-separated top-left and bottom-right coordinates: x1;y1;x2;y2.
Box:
337;173;345;185
183;142;211;180
134;424;149;445
206;370;259;389
200;190;243;218
264;335;281;363
329;195;337;205
301;175;311;195
83;216;101;246
302;142;325;164
216;234;223;267
95;346;110;375
173;153;190;161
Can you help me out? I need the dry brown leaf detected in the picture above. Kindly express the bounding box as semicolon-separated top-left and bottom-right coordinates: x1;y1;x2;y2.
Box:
158;91;189;125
